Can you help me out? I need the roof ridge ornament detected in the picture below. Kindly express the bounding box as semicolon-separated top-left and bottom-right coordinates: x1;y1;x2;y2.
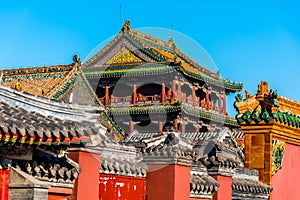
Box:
168;36;175;50
121;19;131;32
73;54;81;69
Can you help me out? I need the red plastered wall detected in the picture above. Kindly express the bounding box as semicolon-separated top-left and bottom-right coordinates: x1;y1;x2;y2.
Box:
212;175;232;200
146;164;190;200
68;151;100;200
272;143;300;200
99;174;145;200
0;169;9;200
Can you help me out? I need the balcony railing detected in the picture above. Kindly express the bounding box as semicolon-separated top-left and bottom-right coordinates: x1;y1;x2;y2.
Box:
137;95;161;104
99;94;224;114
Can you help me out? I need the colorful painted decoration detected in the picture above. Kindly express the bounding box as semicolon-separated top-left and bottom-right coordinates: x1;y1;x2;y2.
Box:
106;47;143;64
272;139;285;175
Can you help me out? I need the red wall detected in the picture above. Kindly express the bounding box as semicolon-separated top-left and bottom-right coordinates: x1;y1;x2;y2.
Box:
146;164;190;200
0;169;9;200
48;186;73;200
272;143;300;200
99;174;145;200
68;151;100;200
212;175;232;200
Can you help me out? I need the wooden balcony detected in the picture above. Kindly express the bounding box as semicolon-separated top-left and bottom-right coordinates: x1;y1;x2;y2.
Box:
100;94;225;114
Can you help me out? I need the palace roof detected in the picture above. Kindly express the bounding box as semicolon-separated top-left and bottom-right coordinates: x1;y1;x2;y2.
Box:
107;103;239;127
0;58;125;139
234;81;300;130
83;20;242;92
0;64;77;99
0;84;106;146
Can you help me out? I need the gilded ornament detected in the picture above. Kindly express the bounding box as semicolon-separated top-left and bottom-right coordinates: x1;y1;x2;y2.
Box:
106;47;143;64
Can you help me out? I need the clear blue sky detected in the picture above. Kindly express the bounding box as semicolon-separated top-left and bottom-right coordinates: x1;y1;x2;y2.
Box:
0;0;300;116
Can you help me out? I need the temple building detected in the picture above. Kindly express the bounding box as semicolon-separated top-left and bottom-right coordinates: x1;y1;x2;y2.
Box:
4;20;300;200
83;20;243;135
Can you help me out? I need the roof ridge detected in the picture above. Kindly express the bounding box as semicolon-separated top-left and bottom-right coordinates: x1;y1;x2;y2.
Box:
78;68;102;106
130;29;172;50
83;33;123;67
0;64;74;75
129;28;219;77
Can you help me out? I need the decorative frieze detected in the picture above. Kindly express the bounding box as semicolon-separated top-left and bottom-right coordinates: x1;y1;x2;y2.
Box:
272;139;285;175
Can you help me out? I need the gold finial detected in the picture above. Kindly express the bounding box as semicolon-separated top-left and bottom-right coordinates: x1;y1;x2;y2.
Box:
122;19;131;32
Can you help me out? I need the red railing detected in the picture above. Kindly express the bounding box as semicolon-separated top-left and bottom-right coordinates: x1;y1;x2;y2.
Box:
137;95;161;104
111;96;132;104
99;94;224;113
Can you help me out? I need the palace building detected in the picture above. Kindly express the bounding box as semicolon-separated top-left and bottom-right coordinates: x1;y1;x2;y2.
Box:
83;20;242;135
0;20;298;200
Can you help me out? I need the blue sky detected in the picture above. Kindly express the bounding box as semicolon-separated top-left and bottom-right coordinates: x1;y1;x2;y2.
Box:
0;0;299;116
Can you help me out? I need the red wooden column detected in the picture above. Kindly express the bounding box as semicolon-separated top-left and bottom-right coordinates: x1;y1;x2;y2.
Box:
161;83;166;103
192;86;196;106
172;80;176;98
181;120;186;133
212;99;216;111
132;84;137;104
167;89;172;101
223;94;227;115
182;92;186;103
205;89;210;110
218;94;222;114
196;125;200;132
105;85;109;106
129;120;134;132
173;119;179;130
158;121;163;133
177;82;181;101
0;169;9;200
68;149;101;200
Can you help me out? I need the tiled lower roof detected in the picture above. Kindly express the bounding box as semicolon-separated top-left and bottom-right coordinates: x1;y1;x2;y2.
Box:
190;173;219;198
0;85;103;146
232;178;272;199
0;100;99;145
100;155;147;178
0;64;76;98
123;131;160;143
107;103;239;127
230;131;245;138
181;132;219;141
12;151;80;185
